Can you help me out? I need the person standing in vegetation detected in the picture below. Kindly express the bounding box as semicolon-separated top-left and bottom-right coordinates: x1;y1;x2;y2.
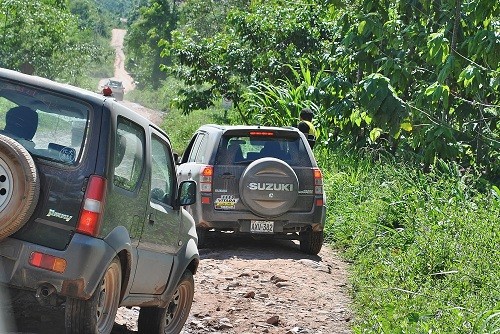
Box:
298;107;317;148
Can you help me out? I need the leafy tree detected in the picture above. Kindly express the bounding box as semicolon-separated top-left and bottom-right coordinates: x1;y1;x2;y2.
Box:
151;0;499;175
165;0;336;116
0;0;108;82
337;0;500;173
69;0;113;39
177;0;249;39
125;0;179;89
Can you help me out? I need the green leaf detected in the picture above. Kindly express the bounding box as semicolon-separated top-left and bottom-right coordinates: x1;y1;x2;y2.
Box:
358;20;367;34
370;128;382;142
400;122;413;132
458;65;478;88
425;82;438;96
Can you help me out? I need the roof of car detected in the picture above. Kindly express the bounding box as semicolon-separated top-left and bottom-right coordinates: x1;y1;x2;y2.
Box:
0;67;163;133
1;67;106;102
200;124;301;134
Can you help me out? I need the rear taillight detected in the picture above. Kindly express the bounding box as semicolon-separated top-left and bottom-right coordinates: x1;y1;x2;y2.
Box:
200;166;213;193
29;252;67;273
249;131;275;137
313;168;323;195
77;175;107;236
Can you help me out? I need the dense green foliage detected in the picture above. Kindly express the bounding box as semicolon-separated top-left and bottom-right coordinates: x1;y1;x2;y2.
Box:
125;0;179;89
0;0;115;85
318;150;500;332
161;0;499;179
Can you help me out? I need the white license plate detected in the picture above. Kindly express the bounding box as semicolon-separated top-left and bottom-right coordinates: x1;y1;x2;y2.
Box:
250;220;274;233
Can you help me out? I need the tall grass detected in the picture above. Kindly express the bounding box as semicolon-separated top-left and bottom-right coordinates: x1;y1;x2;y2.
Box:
316;148;500;333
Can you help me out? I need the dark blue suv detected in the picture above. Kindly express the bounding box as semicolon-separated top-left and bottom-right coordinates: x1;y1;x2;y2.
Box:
0;68;199;334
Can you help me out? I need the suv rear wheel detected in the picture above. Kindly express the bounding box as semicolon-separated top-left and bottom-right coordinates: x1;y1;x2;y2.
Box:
300;230;324;255
65;257;122;334
0;135;39;240
138;270;195;334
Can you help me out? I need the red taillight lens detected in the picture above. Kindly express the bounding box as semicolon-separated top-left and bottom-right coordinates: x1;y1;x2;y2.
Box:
77;175;107;236
29;252;67;273
200;166;213;193
249;131;274;136
313;168;323;195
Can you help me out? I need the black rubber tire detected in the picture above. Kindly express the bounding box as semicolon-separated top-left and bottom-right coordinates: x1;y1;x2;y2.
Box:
196;227;207;248
65;257;122;334
0;134;39;240
138;270;195;334
300;230;324;255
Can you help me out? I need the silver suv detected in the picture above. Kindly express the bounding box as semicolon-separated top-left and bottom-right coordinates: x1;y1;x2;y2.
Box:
177;124;326;254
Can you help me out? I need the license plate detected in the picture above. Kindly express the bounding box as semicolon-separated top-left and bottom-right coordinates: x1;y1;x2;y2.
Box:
250;220;274;233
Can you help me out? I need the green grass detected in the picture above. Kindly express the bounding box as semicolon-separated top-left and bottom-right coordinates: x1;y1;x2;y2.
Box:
315;148;500;333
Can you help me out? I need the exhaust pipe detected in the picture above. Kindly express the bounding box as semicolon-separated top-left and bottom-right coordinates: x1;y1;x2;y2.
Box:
35;284;56;302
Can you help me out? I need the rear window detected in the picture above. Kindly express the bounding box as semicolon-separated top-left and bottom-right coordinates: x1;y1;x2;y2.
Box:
0;79;89;165
215;133;312;167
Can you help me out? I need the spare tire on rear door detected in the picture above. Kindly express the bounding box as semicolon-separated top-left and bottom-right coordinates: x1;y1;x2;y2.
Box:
0;134;40;240
239;157;299;217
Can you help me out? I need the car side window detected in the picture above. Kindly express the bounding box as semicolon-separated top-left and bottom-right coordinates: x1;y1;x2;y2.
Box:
150;134;175;206
188;133;207;163
113;117;145;191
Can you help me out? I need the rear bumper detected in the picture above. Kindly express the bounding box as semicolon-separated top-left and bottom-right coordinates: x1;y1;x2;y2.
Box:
195;204;327;233
0;233;115;299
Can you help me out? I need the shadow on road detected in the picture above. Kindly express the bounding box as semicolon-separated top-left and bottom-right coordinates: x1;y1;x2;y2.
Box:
199;231;323;262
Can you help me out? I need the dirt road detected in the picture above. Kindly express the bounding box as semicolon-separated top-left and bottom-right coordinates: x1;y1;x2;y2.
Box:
105;30;354;333
98;29;135;93
108;27;353;334
113;234;353;334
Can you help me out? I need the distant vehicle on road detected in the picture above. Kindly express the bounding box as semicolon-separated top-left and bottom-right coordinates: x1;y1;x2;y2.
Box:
102;78;125;100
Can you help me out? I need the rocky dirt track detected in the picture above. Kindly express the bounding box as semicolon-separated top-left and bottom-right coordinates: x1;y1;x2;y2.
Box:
111;28;353;334
113;234;353;334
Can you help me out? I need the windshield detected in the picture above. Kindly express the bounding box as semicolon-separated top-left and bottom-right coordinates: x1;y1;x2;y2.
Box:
0;80;90;165
216;134;312;167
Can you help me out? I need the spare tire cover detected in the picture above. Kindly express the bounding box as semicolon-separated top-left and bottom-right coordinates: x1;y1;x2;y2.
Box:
0;134;40;240
239;157;299;217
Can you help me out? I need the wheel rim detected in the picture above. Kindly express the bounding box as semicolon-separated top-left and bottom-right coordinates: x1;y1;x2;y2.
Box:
96;262;121;333
164;281;191;330
0;158;13;212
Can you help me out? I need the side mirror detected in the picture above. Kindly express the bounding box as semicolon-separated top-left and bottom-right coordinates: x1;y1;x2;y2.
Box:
178;180;196;206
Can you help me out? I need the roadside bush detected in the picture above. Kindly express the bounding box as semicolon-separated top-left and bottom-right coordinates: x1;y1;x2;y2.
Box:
317;148;500;333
